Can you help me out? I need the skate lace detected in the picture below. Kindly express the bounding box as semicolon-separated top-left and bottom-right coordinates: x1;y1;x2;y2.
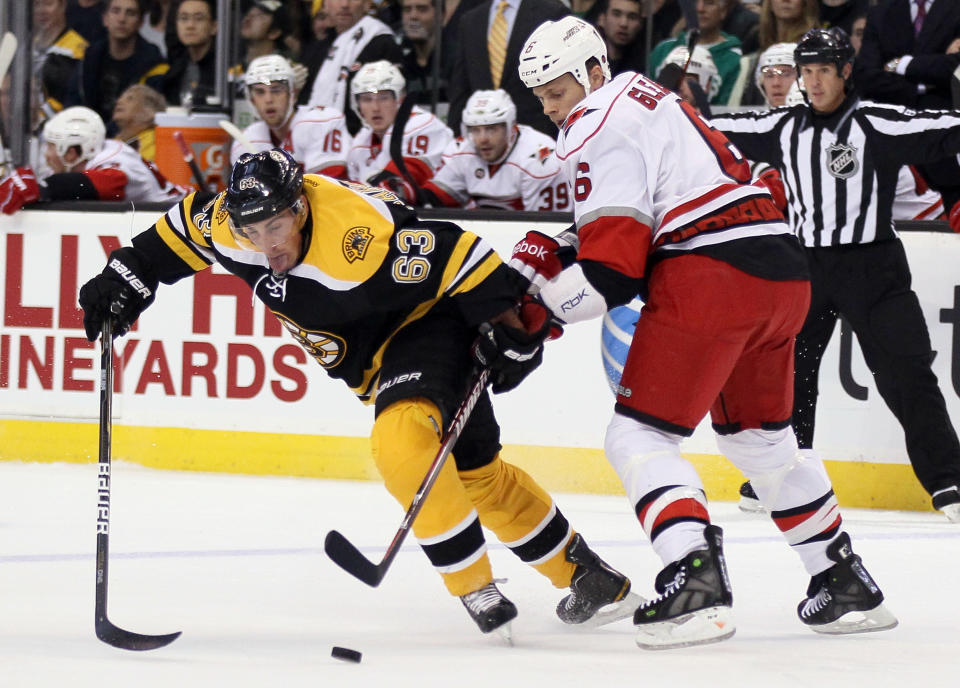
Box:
800;587;832;618
462;579;507;614
639;567;687;610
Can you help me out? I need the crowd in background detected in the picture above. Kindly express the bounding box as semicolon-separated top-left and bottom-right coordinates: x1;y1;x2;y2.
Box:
3;0;960;211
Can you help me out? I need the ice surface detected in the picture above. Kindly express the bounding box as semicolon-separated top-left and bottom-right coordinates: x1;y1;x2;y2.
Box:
1;461;957;687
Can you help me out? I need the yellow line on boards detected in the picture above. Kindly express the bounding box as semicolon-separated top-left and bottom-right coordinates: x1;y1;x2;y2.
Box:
0;419;935;512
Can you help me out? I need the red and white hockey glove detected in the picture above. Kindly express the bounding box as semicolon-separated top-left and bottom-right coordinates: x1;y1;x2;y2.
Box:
519;293;564;341
950;200;960;233
509;230;565;293
0;167;40;215
751;162;787;213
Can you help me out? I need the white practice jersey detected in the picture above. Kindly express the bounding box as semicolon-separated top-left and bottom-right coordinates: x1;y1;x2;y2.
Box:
307;16;394;110
230;105;351;177
86;139;188;203
346;106;453;184
555;72;790;273
893;164;943;221
426;124;570;211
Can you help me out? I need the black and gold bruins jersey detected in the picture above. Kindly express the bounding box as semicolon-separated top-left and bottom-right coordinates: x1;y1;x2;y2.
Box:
132;174;519;401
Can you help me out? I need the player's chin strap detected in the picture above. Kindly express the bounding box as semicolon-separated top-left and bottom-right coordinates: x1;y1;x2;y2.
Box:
539;262;608;325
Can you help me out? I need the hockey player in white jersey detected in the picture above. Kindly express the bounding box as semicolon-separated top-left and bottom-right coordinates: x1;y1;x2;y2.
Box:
345;60;453;201
230;55;351;178
510;16;896;649
421;89;570;211
0;106;187;214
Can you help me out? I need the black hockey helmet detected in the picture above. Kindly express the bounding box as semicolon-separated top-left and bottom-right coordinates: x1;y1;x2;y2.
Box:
794;28;855;75
225;148;304;228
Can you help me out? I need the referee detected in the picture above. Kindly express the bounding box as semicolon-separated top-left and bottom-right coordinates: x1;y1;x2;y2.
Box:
710;28;960;522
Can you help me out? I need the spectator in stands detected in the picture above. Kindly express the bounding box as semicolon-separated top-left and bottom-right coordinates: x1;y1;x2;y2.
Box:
848;11;866;55
0;106;187;214
345;61;453;200
398;0;448;104
648;0;743;105
162;0;217;107
757;0;819;51
239;0;292;67
635;0;686;65
854;0;960;109
229;55;351;178
139;0;172;56
111;83;166;160
723;0;760;53
34;0;89;119
447;0;570;137
818;0;868;37
67;0;108;44
298;0;338;107
74;0;169;124
596;0;647;76
305;0;403;135
421;89;569;211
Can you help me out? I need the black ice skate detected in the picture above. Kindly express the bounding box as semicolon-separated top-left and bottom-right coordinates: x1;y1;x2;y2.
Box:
556;533;644;627
737;480;766;514
633;524;735;650
932;486;960;523
460;580;517;642
798;531;898;634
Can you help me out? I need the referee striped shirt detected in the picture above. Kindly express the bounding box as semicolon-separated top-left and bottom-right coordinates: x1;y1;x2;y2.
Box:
711;95;960;246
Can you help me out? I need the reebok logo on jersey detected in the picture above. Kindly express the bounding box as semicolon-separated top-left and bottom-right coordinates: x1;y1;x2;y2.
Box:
108;258;153;298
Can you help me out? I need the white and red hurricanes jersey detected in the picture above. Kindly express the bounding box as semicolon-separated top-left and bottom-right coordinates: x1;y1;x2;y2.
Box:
230;105;351;177
892;164;943;221
86;139;188;203
426;124;570;211
556;71;790;279
346;106;453;184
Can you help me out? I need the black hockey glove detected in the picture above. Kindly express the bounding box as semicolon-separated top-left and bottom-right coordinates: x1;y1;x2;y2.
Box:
472;319;549;394
78;247;158;341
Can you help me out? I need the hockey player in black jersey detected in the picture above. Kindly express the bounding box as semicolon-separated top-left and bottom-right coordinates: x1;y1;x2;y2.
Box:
711;30;960;523
78;148;640;639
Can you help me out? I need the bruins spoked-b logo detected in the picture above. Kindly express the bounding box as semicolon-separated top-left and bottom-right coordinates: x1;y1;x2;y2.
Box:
826;142;859;179
275;313;346;368
343;226;373;263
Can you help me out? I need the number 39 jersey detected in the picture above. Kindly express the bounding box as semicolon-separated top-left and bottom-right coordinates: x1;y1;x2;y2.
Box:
556;71;803;290
424;124;570;211
230;105;352;178
131;174;516;401
346;106;454;185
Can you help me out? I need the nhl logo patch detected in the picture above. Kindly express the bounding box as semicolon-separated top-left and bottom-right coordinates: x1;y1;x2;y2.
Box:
474;168;485;178
343;226;373;263
826;142;859;179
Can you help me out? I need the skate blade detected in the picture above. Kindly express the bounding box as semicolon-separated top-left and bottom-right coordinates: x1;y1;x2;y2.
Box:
940;503;960;523
577;592;646;629
635;605;735;650
809;603;898;635
495;621;514;645
738;497;767;514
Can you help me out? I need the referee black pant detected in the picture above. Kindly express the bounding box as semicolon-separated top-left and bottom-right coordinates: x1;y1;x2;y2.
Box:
792;238;960;496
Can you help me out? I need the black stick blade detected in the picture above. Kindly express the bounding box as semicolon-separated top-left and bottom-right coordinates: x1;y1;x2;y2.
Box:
96;619;181;651
324;530;384;588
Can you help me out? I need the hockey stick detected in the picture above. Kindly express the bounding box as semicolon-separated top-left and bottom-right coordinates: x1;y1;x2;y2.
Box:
95;315;182;650
324;366;491;587
386;91;425;203
0;32;18;176
681;28;700;79
218;119;257;155
172;130;207;190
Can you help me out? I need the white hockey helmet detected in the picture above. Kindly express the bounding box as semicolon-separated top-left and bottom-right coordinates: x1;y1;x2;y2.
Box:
244;54;297;123
518;16;611;94
462;89;517;135
42;106;106;169
663;45;721;101
785;79;805;106
350;60;405;117
754;42;797;101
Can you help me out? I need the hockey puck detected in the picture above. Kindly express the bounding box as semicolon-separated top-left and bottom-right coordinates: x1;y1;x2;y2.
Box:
331;646;362;663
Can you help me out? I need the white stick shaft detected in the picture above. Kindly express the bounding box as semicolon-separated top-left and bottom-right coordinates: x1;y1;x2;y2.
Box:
218;119;256;155
0;33;17;83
